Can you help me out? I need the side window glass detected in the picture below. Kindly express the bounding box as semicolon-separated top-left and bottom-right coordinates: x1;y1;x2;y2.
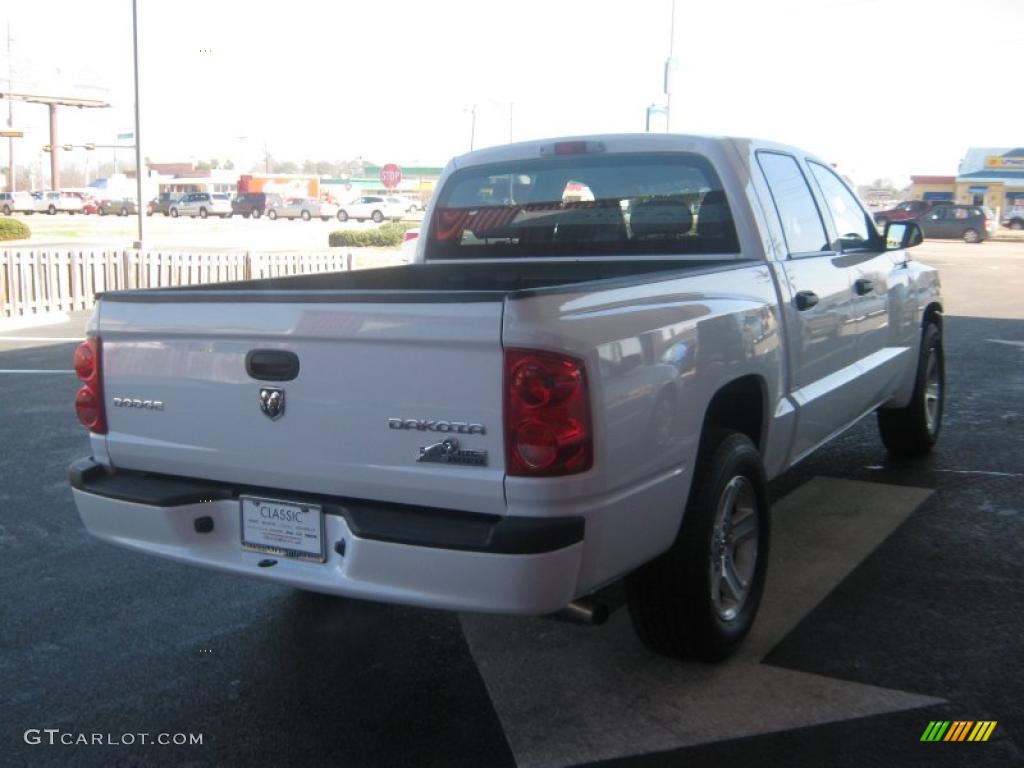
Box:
808;161;875;250
757;151;829;256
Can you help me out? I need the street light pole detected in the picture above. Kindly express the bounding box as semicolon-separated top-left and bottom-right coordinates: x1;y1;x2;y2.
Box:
6;22;14;193
131;0;144;249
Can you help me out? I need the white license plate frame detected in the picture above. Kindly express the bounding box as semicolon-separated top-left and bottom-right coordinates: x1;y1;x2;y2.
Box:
240;495;325;562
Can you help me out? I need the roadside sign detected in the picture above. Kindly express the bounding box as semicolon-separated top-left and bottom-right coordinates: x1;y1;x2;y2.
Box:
0;130;23;138
380;163;402;190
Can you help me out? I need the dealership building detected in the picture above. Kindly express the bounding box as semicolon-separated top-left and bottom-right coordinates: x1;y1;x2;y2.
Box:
909;147;1024;213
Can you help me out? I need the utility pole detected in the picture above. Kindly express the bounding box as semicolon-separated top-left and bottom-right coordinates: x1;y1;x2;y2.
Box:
263;138;270;172
665;0;676;132
468;104;477;151
509;102;514;143
131;0;144;249
6;22;14;192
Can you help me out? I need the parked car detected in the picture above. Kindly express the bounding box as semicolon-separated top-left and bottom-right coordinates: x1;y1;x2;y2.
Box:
396;196;424;213
97;198;139;216
336;195;404;223
231;192;284;219
146;193;180;217
267;197;340;221
81;197;99;215
1001;205;1024;230
2;191;38;214
169;192;232;219
69;133;943;663
911;204;993;243
873;199;953;226
31;190;83;214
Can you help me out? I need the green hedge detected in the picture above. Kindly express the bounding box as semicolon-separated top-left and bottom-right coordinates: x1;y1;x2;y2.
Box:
328;222;414;248
0;217;30;241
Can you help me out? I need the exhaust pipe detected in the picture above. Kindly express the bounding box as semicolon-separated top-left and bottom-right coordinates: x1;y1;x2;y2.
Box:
559;597;610;626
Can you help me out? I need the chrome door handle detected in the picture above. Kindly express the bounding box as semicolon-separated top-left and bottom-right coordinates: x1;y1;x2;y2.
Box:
854;278;874;295
794;291;819;311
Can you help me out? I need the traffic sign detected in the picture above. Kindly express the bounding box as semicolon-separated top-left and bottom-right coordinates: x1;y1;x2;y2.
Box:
0;130;23;138
380;163;402;190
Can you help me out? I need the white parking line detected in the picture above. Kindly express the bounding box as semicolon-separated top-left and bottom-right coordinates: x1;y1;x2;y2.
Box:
461;477;939;768
0;369;75;374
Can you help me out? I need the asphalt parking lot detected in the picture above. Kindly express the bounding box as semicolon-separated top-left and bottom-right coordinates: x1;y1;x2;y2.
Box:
1;240;1021;767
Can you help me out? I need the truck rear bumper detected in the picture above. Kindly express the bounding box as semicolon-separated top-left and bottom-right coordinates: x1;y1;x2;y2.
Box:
69;458;584;615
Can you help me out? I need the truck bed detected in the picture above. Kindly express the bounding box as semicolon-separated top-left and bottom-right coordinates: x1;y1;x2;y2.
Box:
98;259;752;303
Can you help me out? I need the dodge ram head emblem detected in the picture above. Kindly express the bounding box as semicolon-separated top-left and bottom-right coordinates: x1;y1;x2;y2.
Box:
259;387;285;421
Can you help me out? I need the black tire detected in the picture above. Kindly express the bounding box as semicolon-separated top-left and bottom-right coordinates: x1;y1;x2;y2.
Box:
268;209;277;220
199;208;208;219
962;228;980;243
321;216;330;221
877;321;943;457
252;209;261;219
98;208;106;216
48;204;57;215
337;210;348;222
371;210;383;223
1;205;10;215
1009;219;1023;230
301;210;311;221
170;208;179;218
626;430;770;661
119;207;128;216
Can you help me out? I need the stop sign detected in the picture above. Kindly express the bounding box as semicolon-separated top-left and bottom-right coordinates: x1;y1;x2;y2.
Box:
380;163;402;189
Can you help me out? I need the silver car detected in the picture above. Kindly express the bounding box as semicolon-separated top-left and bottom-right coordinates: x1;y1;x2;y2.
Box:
169;192;232;219
267;198;340;221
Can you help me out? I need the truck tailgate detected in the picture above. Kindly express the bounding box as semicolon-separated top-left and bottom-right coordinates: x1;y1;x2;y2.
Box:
96;297;506;516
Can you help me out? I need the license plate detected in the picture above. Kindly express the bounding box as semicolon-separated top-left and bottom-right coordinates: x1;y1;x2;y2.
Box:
240;496;325;562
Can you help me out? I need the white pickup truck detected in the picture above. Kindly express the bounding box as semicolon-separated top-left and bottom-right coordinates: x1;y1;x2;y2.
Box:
69;134;943;661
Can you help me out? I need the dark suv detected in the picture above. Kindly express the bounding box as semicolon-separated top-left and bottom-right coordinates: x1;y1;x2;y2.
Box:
874;199;953;226
912;204;994;243
231;192;283;219
146;193;179;216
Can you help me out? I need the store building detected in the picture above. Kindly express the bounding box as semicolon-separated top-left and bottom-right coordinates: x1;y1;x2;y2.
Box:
909;148;1024;214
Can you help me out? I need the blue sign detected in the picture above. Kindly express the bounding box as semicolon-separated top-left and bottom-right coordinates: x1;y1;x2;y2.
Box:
923;192;953;201
968;186;988;194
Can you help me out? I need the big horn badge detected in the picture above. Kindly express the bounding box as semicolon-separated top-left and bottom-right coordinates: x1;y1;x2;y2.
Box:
259;387;285;421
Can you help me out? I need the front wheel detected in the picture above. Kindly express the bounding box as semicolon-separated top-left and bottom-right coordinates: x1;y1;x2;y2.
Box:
268;210;277;220
170;208;179;218
371;210;384;223
962;228;980;243
199;208;208;219
252;209;261;219
1009;219;1024;230
1;205;10;215
337;210;348;222
301;210;311;221
48;205;57;215
120;207;128;216
878;321;943;457
626;430;769;661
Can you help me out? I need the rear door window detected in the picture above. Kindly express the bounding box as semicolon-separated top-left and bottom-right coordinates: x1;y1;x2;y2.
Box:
807;161;878;251
426;152;739;259
756;152;829;256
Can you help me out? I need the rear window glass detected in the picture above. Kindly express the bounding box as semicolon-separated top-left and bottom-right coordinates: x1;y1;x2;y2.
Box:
426;152;739;259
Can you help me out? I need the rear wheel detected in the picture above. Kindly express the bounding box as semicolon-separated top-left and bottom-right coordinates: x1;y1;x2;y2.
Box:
1010;219;1024;230
337;210;348;222
371;210;384;223
878;321;944;457
48;204;57;215
268;209;277;220
170;208;179;218
962;228;980;243
119;207;128;216
252;209;262;219
626;430;769;661
301;210;311;221
199;208;208;219
1;205;10;215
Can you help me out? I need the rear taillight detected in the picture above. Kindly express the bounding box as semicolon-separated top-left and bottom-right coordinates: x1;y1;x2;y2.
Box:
74;337;106;434
504;349;592;477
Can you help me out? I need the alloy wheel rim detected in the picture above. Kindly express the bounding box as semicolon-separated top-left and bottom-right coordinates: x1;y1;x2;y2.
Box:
924;349;941;435
709;475;759;622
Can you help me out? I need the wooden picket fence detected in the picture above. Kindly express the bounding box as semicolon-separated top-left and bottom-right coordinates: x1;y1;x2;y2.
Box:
0;248;374;319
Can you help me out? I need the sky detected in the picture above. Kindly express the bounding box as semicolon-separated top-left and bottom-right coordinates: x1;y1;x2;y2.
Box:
3;0;1022;186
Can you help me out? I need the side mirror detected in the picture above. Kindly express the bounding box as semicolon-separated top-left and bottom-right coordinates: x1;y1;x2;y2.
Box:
884;221;922;250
